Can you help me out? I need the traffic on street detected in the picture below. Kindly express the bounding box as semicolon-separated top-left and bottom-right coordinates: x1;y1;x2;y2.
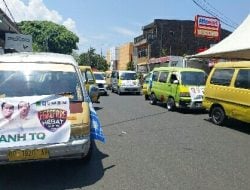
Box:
1;92;249;190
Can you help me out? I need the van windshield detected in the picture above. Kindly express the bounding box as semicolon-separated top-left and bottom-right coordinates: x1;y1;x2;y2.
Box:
120;72;137;80
94;73;105;80
181;71;206;86
0;63;83;101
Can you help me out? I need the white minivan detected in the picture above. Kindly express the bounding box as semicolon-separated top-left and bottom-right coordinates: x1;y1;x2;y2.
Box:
111;70;141;95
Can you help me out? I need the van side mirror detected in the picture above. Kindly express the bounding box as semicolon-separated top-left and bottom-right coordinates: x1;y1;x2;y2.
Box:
173;80;179;84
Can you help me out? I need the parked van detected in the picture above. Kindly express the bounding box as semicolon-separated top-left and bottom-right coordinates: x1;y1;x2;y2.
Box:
203;61;250;125
150;67;206;110
111;70;141;95
93;71;108;96
0;52;96;164
79;66;99;103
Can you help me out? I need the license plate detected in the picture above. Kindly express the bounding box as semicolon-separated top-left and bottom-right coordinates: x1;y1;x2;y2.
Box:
8;149;49;161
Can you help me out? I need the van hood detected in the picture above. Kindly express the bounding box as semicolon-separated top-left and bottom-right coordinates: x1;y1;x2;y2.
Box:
95;79;106;84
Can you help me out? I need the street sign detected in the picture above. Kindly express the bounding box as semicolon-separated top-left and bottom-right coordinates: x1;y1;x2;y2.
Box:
5;33;32;52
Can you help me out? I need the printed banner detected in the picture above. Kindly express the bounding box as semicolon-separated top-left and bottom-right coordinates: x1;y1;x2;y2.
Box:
189;86;205;102
0;95;70;148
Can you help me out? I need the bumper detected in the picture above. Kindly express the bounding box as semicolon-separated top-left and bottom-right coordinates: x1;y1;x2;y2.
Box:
120;86;141;93
178;100;203;109
0;137;90;165
98;88;108;95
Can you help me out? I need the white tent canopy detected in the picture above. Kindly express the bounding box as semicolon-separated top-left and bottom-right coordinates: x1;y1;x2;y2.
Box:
190;14;250;60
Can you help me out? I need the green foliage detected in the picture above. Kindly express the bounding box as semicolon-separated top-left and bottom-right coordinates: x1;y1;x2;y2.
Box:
79;47;108;71
127;61;135;71
18;21;79;54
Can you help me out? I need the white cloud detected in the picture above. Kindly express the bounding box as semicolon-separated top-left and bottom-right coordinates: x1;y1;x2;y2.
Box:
0;0;86;51
0;0;62;23
113;27;137;37
63;18;77;33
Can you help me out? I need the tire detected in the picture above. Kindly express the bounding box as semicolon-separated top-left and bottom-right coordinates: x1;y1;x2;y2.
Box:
150;93;157;105
210;106;226;125
118;88;121;95
167;97;176;111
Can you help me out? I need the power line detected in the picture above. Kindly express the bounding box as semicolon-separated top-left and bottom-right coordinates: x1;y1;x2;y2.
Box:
192;0;238;29
2;0;16;23
203;0;238;27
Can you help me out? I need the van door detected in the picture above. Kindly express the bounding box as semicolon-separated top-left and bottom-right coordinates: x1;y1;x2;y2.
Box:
167;72;179;100
151;71;160;98
231;69;250;122
157;71;169;102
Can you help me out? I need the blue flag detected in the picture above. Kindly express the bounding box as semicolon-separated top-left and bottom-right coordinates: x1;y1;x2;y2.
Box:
84;93;105;143
89;101;106;143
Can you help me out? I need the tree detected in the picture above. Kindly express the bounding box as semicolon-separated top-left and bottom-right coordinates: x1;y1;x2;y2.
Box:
79;47;108;71
18;21;79;54
127;61;135;71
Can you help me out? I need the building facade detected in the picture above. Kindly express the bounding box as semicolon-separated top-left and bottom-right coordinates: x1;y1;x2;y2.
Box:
106;42;134;71
0;8;20;53
118;42;133;70
134;19;231;66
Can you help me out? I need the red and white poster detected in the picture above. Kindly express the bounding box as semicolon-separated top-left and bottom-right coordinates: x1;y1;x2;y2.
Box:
194;15;221;40
0;95;70;148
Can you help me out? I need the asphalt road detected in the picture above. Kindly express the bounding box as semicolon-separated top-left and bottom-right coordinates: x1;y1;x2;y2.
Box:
0;92;249;190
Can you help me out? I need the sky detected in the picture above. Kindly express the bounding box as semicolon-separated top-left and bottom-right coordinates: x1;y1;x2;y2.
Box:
0;0;249;55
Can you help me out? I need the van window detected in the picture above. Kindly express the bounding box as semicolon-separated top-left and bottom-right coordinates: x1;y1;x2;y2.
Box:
235;69;250;89
120;72;137;80
86;70;95;82
210;69;234;86
111;71;117;78
152;71;159;81
159;72;169;83
181;71;205;85
170;74;178;83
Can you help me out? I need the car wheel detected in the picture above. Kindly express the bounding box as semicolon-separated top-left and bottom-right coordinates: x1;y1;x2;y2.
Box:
150;93;157;105
118;88;121;95
210;106;226;125
167;97;176;111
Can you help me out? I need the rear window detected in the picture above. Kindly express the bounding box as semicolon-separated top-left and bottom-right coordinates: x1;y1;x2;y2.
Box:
235;69;250;89
210;69;234;86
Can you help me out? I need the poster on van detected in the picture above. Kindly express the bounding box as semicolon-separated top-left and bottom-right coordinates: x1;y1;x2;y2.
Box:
0;95;70;148
189;86;205;102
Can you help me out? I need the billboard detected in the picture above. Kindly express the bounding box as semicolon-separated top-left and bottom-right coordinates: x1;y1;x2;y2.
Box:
194;15;221;40
5;33;32;52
